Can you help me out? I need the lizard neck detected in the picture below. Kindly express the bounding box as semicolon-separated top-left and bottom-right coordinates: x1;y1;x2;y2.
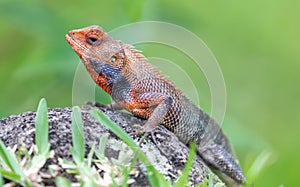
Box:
85;63;112;94
84;58;122;94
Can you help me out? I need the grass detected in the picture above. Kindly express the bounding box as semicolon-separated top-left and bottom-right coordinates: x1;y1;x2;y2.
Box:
70;106;85;165
0;98;235;186
35;98;50;155
0;98;53;186
245;150;274;183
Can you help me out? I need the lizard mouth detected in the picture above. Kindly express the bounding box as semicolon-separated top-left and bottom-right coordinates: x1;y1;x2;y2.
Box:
65;32;89;59
65;33;74;47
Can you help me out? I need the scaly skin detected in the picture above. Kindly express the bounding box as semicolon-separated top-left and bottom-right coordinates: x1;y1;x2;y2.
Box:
66;25;246;184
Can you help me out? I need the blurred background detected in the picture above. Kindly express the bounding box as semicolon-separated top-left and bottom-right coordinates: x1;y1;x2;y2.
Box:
0;0;299;186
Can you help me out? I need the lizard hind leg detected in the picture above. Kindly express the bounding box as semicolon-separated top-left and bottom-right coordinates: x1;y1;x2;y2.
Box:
199;143;246;185
130;95;173;145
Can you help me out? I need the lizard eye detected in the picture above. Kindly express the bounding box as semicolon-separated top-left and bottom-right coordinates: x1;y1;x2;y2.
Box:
86;36;99;45
110;56;117;63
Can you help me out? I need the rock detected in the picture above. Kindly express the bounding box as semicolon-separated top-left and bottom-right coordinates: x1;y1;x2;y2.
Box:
0;105;224;186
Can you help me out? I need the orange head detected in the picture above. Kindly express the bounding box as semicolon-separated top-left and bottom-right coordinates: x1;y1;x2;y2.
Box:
66;25;127;93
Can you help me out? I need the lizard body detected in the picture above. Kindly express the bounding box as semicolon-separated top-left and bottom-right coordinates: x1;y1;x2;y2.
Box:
66;25;246;184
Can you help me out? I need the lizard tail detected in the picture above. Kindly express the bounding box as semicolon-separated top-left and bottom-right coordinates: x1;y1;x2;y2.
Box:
199;143;246;184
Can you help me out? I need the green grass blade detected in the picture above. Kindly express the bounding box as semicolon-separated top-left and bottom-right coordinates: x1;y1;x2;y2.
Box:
98;134;109;156
0;173;4;186
35;98;50;155
208;173;213;187
174;142;196;187
246;150;274;182
0;168;22;183
87;143;95;167
0;140;25;178
55;176;72;187
90;110;172;187
71;106;85;164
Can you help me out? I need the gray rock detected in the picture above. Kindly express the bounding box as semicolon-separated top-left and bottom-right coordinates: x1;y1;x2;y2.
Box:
0;105;224;186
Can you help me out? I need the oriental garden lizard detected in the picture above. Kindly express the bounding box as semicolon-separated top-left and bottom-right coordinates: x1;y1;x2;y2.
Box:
66;25;246;185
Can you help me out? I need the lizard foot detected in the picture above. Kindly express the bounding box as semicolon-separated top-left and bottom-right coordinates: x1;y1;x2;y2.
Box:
128;124;149;145
130;124;169;146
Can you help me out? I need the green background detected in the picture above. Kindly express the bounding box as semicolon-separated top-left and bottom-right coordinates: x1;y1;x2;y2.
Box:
0;0;299;186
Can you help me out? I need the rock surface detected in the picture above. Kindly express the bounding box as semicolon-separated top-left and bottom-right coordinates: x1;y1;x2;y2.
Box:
0;105;224;186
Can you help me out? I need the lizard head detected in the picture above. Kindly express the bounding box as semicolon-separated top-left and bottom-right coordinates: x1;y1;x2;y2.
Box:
66;25;128;93
66;25;126;69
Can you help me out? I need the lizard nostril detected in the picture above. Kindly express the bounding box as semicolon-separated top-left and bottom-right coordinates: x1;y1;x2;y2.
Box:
70;31;76;36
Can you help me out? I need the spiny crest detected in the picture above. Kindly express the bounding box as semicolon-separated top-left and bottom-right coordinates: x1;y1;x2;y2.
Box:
123;44;175;86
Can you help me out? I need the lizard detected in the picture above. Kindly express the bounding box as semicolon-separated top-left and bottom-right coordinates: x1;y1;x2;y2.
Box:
65;25;246;185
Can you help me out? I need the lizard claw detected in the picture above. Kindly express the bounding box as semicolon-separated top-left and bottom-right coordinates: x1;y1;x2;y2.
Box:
137;131;155;146
130;124;169;146
129;124;148;145
149;127;170;144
